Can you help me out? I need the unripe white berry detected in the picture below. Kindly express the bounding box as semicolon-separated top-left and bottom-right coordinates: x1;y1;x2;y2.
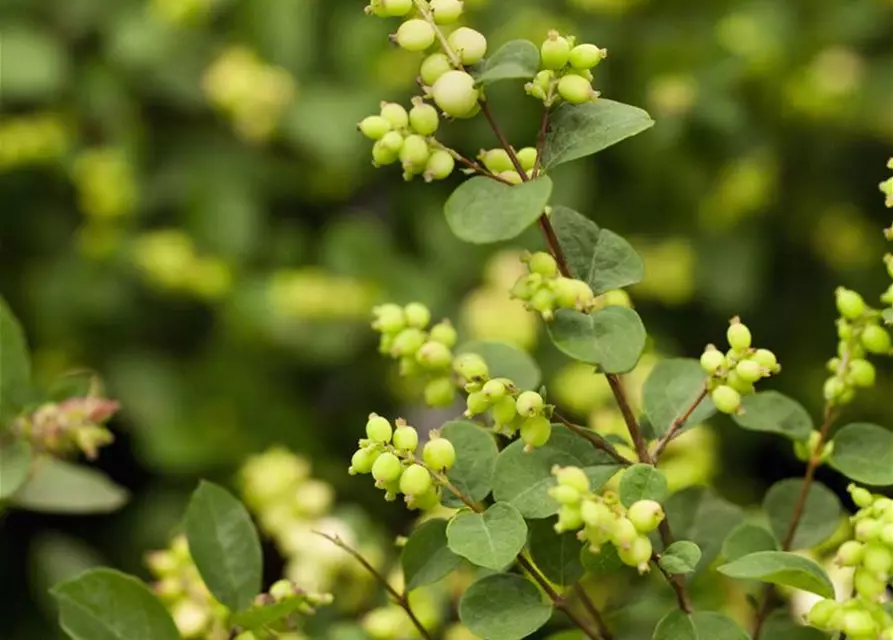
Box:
447;27;487;65
395;19;436;52
431;70;480;118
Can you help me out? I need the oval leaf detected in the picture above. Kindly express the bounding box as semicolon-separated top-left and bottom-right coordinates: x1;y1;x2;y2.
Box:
528;517;584;586
476;39;540;85
445;175;553;244
439;421;499;508
581;543;625;575
547;307;646;373
550;206;601;282
665;487;744;570
653;611;748;640
0;297;32;425
732;392;814;442
12;458;128;514
456;340;541;390
447;502;527;570
0;439;32;500
542;100;654;169
659;541;701;575
619;464;668;507
653;610;695;640
717;551;835;598
401;518;462;590
721;523;779;562
763;479;840;549
830;422;893;486
51;568;179;640
643;359;715;437
459;573;553;640
184;481;262;612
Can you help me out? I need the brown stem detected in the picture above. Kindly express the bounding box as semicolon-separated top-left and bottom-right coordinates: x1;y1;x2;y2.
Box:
553;412;632;466
315;532;433;640
532;108;551;178
651;386;709;460
573;583;614;640
653;552;693;614
605;374;652;464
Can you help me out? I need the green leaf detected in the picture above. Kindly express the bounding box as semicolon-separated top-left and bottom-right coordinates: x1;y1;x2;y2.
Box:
542;100;654;169
830;422;893;486
444;176;553;244
721;523;779;562
528;517;584;585
184;481;263;612
547;307;646;373
0;296;32;426
12;458;128;514
440;421;499;509
51;568;179;640
653;611;749;640
401;518;462;590
447;502;527;570
718;551;835;598
230;599;305;631
642;359;715;437
550;206;601;282
581;543;625;574
0;25;68;101
653;610;695;639
459;573;553;640
619;464;668;507
0;439;31;500
665;487;744;570
456;340;541;389
761;612;828;639
476;40;540;85
659;541;702;575
493;425;620;518
732;392;814;442
763;479;840;549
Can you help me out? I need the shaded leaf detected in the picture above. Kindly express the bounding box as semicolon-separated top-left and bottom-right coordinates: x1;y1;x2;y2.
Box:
642;359;715;437
618;464;668;507
659;541;701;575
830;423;893;486
447;502;527;570
763;479;840;549
733;392;814;442
580;544;625;575
445;176;553;244
459;573;552;640
0;439;32;500
12;458;128;514
547;307;646;373
721;523;779;562
717;551;835;598
456;340;541;390
665;487;744;570
528;518;584;586
401;518;462;590
653;611;748;640
0;296;32;426
440;421;499;508
476;40;540;85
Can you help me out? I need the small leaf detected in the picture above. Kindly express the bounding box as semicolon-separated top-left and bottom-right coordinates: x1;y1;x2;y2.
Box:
528;518;584;586
763;479;840;549
0;296;32;426
184;481;263;612
550;206;601;282
665;487;744;571
653;611;748;640
717;551;835;598
493;425;620;518
447;502;528;570
445;176;553;244
476;39;540;85
0;439;32;500
51;568;179;640
721;523;779;562
659;541;702;575
542;100;654;169
653;610;695;640
401;519;462;590
643;359;715;437
231;600;305;631
732;392;814;442
459;573;553;640
830;423;893;486
619;464;668;507
439;421;499;509
547;307;646;373
580;544;625;574
12;458;128;514
456;340;541;390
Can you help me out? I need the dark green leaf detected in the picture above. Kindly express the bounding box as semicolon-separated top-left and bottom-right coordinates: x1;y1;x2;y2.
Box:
440;421;499;509
659;541;701;575
231;599;304;631
401;518;462;590
665;487;744;570
476;40;540;85
653;611;749;640
184;481;262;612
642;359;715;437
493;425;620;518
619;464;668;507
761;612;828;639
721;523;779;562
547;307;646;373
542;100;654;169
0;439;32;500
732;392;814;442
12;458;128;514
763;479;840;549
456;340;541;389
717;551;835;598
447;502;527;570
444;176;553;244
51;568;179;640
528;518;584;585
0;296;32;426
653;610;695;639
580;543;625;574
830;422;893;486
459;573;553;640
550;206;601;282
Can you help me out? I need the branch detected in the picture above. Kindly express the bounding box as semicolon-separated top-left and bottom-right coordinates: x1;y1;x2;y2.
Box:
573;583;614;640
605;374;652;464
651;386;709;460
553;412;632;466
653;551;693;614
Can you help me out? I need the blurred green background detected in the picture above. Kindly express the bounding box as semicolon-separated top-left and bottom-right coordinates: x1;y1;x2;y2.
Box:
1;0;892;636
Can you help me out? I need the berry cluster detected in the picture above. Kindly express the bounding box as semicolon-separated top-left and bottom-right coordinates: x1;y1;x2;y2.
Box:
510;251;597;320
372;302;459;407
361;569;439;639
14;396;119;461
699;317;781;415
526;30;607;106
0;112;68;172
548;466;664;574
350;414;456;509
806;485;893;639
235;580;332;640
132;230;232;301
72;147;137;220
476;146;537;184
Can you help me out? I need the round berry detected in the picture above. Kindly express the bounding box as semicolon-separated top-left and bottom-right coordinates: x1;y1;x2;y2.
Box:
480;148;513;173
862;542;893;575
423;436;456;470
554;277;594;309
516;390;545;417
428;321;457;347
554;465;590;493
481;379;507;399
416;340;453;369
391;327;426;356
399;464;433;496
424;149;455;182
404;302;431;329
491;395;517;426
627;499;664;534
541;32;571;70
517;147;538;171
366;415;393;443
359;115;391;140
409;101;440;136
392;425;419;452
842;609;877;637
550;484;581;505
420;52;453;86
557;74;594;104
700;347;726;374
447;27;487;65
424;377;456;407
431;70;480;118
373;303;405;333
380;102;409;129
399;134;431;172
847;358;876;388
806;600;837;629
453;352;489;380
269;579;298;602
855;518;882;541
409;486;441;510
836;540;864;566
861;324;891;354
836;288;866;320
568;43;605;69
382;0;413;16
529;252;558;277
735;359;763;383
372;140;399;166
350;447;380;474
711;385;741;415
396;19;436;52
555;505;584;532
580;499;612;528
520;415;551;448
379;130;405;154
465;390;491;416
371;452;403;483
429;0;463;24
618;535;652;571
727;320;752;351
752;348;778;370
499;170;524;185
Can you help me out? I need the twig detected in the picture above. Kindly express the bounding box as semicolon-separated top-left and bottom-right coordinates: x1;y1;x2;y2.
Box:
653;552;693;614
651;386;709;460
532;108;551;178
314;531;433;640
573;583;614;640
605;375;652;464
552;412;632;466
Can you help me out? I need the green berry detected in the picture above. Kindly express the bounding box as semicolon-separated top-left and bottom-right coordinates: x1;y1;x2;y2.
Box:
409;102;439;136
372;140;399;166
727;320;752;351
752;348;778;370
453;353;489;380
480;148;513;173
366;415;393;443
554;277;594;308
711;385;741;414
517;147;538;171
861;324;891;354
557;74;594;104
382;0;413;16
541;32;571;70
359;115;392;140
568;43;605;69
880;522;893;546
269;579;298;602
530;288;555;316
848;358;876;388
491;395;517;426
372;303;405;333
380;103;409;129
431;70;480;118
555;505;583;532
516;390;544;417
806;599;838;629
391;327;426;356
481;379;507;399
836;288;866;320
409;486;441;510
700;347;726;374
499;170;524;185
399;464;432;495
424;377;456;407
842;609;877;637
416;340;453;369
580;500;612;528
392;425;419;452
520;415;552;448
836;540;864;566
423;436;456;470
465;390;491;416
618;535;652;572
399;134;431;172
424;149;455;181
855;518;882;541
396;19;436;52
735;359;763;383
420;52;453;86
862;542;893;574
429;321;457;347
627;499;664;534
350;447;380;474
404;302;431;329
554;465;590;493
429;0;463;24
379;130;405;154
447;27;487;65
371;452;403;483
550;484;581;505
528;252;558;277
